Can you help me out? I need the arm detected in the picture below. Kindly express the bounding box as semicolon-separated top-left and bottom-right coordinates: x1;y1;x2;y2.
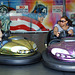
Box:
68;29;73;36
0;30;2;41
68;26;73;36
53;26;60;37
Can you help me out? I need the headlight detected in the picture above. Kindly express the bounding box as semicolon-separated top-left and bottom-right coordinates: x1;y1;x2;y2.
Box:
18;50;29;54
51;48;69;55
33;43;37;48
35;48;38;51
33;44;38;51
61;54;66;58
56;53;60;57
11;46;29;53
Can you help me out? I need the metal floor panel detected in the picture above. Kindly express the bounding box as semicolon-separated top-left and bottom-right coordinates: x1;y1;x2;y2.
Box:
0;62;63;75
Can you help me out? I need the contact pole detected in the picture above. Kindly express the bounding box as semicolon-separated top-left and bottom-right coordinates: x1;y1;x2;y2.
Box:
63;0;66;16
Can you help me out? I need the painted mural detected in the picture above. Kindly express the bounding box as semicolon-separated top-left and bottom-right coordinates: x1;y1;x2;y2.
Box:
0;0;75;33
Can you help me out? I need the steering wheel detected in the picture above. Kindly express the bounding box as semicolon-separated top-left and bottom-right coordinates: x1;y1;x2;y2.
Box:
2;30;11;40
59;30;69;38
49;39;61;45
46;30;70;46
48;30;69;45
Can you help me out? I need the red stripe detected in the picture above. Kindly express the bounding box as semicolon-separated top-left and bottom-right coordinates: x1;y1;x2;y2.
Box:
10;25;36;31
10;16;49;31
8;7;16;11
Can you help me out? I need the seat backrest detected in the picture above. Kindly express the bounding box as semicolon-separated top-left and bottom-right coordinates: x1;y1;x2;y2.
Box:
46;30;57;46
73;26;75;35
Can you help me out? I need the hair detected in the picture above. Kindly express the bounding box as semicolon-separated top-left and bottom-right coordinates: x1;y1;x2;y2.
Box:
61;16;72;26
57;20;60;24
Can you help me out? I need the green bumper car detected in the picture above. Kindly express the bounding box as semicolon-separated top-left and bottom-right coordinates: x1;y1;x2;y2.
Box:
0;32;41;65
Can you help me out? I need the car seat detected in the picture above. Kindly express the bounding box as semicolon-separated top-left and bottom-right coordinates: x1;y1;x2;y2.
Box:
45;30;58;47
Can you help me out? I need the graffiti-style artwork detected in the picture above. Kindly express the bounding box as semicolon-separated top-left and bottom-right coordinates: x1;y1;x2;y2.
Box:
10;2;49;33
0;0;75;33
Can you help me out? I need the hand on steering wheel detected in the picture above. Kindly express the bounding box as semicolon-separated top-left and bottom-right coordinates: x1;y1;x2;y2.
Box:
59;30;69;38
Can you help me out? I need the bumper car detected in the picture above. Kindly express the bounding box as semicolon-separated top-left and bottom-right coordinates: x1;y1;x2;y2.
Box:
42;30;75;72
0;31;41;65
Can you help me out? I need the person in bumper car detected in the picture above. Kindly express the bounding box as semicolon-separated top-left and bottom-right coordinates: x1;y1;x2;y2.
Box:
0;20;2;41
53;16;73;37
0;20;8;47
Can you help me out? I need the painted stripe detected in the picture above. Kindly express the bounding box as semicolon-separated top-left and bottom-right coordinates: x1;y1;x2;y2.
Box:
10;20;41;30
11;30;48;33
10;25;36;31
10;16;47;30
